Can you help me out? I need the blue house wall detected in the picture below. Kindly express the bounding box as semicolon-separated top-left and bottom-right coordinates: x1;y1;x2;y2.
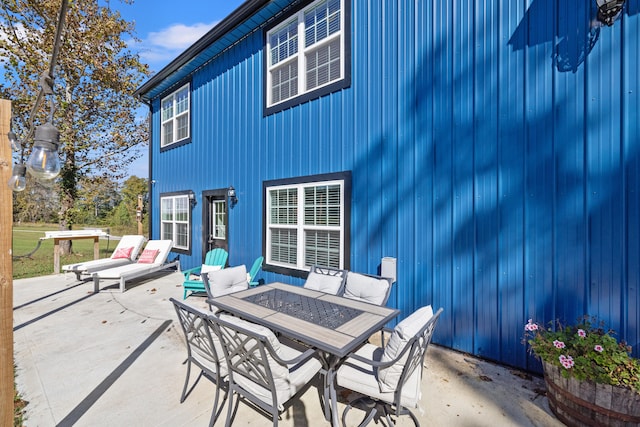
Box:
140;0;640;371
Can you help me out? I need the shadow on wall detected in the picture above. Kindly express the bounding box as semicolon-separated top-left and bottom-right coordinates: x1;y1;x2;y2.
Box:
508;0;640;72
349;0;640;370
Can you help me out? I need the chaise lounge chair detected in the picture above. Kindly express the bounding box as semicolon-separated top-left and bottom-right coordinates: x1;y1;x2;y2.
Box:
61;234;146;280
91;239;179;293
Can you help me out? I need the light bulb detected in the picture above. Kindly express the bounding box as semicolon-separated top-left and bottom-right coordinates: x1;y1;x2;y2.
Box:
7;131;21;151
27;122;60;180
8;164;27;192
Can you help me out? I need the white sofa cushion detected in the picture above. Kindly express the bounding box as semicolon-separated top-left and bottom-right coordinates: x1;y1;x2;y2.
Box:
205;265;248;297
378;305;433;393
344;272;390;305
303;271;344;294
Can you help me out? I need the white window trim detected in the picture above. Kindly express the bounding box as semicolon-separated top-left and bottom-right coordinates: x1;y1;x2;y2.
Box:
160;83;190;147
161;194;191;251
266;0;345;108
266;178;345;272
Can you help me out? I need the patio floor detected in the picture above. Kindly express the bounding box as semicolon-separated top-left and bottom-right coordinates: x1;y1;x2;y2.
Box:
13;270;563;426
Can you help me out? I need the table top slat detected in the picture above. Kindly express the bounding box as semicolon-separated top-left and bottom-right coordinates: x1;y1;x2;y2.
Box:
214;294;276;319
336;312;387;338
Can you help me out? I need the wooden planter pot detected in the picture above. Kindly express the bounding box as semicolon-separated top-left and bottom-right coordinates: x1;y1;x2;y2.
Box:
542;361;640;426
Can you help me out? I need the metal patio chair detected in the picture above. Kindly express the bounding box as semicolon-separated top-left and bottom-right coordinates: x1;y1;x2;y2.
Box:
213;313;322;426
303;264;348;295
182;248;229;299
170;298;228;427
202;265;249;311
337;306;444;427
342;271;394;306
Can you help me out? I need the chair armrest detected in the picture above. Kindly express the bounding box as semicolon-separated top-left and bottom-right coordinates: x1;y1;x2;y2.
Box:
182;266;202;279
266;342;318;367
347;342;413;369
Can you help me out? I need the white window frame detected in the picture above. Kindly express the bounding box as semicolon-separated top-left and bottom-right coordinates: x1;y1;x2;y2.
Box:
266;0;345;108
160;194;191;251
160;83;190;147
265;177;346;273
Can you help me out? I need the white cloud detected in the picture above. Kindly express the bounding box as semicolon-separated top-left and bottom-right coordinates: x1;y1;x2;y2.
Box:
134;21;219;72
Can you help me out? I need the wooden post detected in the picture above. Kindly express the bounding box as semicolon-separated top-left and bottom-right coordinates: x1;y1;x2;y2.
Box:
0;99;14;426
137;194;143;235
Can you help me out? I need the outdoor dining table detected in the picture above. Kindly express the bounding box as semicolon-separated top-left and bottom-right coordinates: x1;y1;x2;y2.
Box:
209;281;400;427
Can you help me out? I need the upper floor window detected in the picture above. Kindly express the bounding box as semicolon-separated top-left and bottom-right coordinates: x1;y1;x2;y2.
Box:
161;83;190;147
265;0;350;114
161;193;191;252
263;171;351;277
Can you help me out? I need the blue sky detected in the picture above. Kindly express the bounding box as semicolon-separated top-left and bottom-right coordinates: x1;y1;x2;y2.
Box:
111;0;245;177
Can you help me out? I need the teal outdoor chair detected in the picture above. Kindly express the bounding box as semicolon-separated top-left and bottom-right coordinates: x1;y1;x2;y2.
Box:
182;248;229;299
248;256;264;287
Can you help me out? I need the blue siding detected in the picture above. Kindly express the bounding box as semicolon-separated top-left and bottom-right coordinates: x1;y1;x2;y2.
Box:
145;0;640;370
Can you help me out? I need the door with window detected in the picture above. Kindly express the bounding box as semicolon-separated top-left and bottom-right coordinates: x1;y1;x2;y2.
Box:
203;189;228;259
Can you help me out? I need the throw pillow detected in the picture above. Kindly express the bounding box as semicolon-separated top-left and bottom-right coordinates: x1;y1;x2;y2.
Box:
111;246;134;260
138;249;159;264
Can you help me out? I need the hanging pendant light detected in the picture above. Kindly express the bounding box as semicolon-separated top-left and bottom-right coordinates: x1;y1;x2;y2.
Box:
7;164;27;192
7;130;21;152
26;122;61;180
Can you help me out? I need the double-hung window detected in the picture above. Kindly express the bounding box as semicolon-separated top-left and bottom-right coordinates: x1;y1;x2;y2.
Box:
264;172;351;276
161;193;191;252
160;83;190;147
265;0;349;113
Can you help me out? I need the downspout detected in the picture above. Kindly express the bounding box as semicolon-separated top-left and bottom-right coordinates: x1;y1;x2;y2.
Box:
138;96;153;239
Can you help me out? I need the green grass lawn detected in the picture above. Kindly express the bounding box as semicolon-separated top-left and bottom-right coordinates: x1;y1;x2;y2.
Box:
12;223;143;279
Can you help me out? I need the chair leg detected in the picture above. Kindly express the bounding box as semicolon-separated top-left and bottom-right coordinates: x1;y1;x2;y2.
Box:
341;397;378;427
179;360;192;403
208;378;228;427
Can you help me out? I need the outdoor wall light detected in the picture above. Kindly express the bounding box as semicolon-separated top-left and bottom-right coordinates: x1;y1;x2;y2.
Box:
597;0;625;26
8;164;27;192
228;186;238;206
26;122;61;180
188;190;197;206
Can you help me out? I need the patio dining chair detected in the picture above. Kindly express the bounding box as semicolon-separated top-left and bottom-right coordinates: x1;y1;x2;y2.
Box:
336;306;444;427
202;265;249;311
303;264;348;295
342;271;394;306
214;313;323;426
170;298;228;427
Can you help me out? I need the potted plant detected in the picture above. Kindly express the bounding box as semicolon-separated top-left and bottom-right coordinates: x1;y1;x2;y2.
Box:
524;316;640;426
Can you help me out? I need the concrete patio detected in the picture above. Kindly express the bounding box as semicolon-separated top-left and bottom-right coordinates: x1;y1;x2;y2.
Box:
13;270;563;426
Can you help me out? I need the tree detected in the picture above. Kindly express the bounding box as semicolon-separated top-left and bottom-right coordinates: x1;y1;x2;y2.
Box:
0;0;150;253
106;175;147;227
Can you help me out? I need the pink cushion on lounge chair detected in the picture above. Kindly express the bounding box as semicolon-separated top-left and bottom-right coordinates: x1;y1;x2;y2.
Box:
112;246;134;259
138;249;159;264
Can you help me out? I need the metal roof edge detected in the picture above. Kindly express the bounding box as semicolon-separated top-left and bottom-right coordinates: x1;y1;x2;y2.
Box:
134;0;270;101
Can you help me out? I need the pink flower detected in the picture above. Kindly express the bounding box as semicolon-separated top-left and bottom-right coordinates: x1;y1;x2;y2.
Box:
577;329;586;338
594;345;603;352
553;340;565;349
560;355;574;369
524;319;539;331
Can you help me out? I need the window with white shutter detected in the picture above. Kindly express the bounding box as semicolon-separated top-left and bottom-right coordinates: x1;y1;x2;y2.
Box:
263;172;351;276
161;193;191;251
160;83;190;147
265;0;350;114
